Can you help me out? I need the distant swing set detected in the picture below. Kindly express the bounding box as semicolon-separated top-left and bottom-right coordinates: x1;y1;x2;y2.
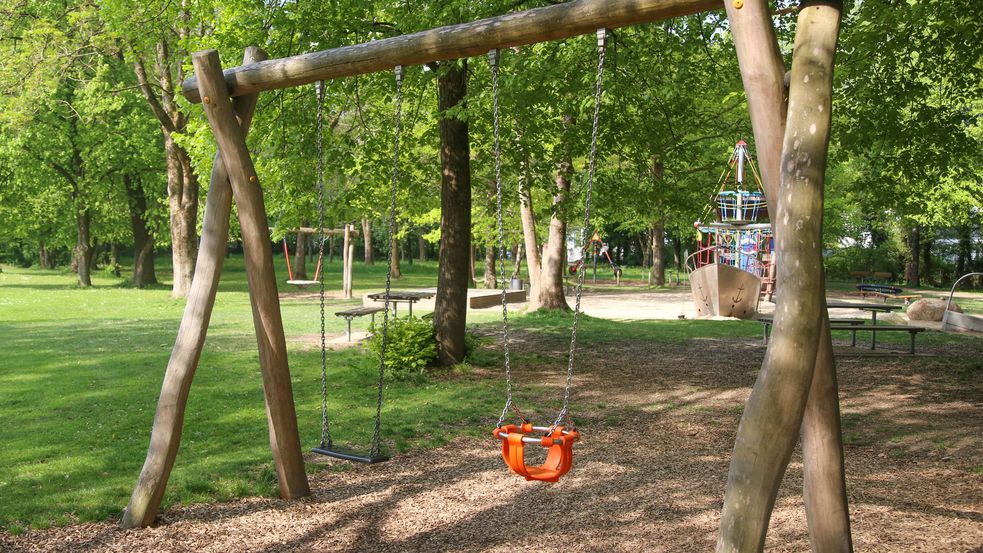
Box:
121;0;840;538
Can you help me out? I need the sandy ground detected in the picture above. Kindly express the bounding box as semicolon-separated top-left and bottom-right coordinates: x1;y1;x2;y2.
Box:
4;312;981;552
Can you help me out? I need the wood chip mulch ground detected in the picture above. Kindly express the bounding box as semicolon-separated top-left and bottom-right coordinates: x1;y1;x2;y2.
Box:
3;330;981;552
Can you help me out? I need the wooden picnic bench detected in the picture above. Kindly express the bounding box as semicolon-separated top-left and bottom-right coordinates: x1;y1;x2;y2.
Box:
849;290;921;305
756;316;864;345
829;324;925;354
335;306;386;342
757;316;926;353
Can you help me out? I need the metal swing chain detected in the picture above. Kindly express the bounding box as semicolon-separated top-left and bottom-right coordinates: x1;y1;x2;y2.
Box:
315;80;333;449
489;50;517;429
371;65;405;458
552;29;607;432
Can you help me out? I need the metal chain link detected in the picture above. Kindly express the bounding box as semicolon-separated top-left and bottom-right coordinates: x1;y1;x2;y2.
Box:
315;80;332;449
489;50;516;429
552;29;607;431
371;65;405;458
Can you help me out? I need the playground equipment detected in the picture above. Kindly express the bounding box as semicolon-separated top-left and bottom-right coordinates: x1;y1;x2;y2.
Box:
568;230;623;284
121;3;847;546
687;140;774;318
942;272;983;333
487;34;608;481
309;78;397;464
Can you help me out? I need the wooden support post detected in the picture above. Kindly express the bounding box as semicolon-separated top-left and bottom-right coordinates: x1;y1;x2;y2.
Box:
342;224;352;299
181;0;719;103
347;242;356;299
122;47;269;529
193;49;310;501
716;2;843;551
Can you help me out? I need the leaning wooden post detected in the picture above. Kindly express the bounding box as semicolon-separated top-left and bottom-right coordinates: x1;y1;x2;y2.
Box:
347;239;356;299
725;1;852;550
716;1;842;550
192;49;310;501
343;224;352;299
122;47;268;529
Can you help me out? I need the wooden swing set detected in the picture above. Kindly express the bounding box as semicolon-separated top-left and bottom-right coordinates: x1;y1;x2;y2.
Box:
123;2;848;550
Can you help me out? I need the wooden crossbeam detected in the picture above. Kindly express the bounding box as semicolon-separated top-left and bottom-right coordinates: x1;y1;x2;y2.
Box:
181;0;720;103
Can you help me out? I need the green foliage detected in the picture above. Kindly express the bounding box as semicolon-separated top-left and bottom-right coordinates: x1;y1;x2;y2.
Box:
367;316;437;377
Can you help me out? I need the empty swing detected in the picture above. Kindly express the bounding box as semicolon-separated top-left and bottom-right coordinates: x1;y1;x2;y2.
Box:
312;69;405;464
489;30;608;483
283;236;323;289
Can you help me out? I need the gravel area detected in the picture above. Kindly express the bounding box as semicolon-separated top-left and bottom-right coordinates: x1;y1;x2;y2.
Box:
3;305;981;552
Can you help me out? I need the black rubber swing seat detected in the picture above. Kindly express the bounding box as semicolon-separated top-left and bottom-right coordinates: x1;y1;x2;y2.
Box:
312;446;389;464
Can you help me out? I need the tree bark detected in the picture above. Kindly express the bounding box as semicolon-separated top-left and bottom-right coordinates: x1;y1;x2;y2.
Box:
540;116;575;311
717;3;843;551
362;216;374;264
920;234;933;286
389;221;402;279
956;226;971;276
133;38;199;298
123;174;158;287
905;225;920;286
468;242;477;287
292;227;309;280
484;246;497;288
418;235;428;262
518;157;543;308
38;243;53;269
433;59;471;366
652;220;666;286
512;242;523;280
73;207;94;287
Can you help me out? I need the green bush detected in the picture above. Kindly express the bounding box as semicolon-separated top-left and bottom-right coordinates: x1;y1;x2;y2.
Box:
367;316;437;377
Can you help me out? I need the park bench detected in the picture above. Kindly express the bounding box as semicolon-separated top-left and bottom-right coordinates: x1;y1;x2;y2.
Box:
334;306;386;342
756;316;864;345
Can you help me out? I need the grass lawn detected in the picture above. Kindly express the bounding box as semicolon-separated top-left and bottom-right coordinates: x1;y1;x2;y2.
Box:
0;254;978;535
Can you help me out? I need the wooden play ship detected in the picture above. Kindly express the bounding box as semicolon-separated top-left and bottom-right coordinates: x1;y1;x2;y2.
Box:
687;140;775;318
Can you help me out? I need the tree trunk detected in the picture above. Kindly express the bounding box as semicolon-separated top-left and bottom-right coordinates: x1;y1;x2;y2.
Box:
468;242;477;287
388;220;402;279
518;157;543;308
123;174;158;287
292;227;309;280
539;119;574;311
362;216;374;264
956;226;971;276
328;234;335;264
640;235;650;272
133;39;198;298
418;235;428;262
73;207;94;287
920;235;933;286
717;3;843;551
905;225;920;286
433;59;471;366
484;246;497;289
109;243;122;277
38;243;53;269
168;143;200;298
512;242;523;280
652;220;666;286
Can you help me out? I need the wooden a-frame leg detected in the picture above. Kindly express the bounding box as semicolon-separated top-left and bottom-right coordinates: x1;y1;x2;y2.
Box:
122;47;270;529
193;49;310;502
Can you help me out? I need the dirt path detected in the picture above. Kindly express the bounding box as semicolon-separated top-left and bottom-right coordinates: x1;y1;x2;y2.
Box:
4;328;981;552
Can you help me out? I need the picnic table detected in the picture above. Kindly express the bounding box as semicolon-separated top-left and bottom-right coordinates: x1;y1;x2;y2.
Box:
825;299;905;350
367;290;436;318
